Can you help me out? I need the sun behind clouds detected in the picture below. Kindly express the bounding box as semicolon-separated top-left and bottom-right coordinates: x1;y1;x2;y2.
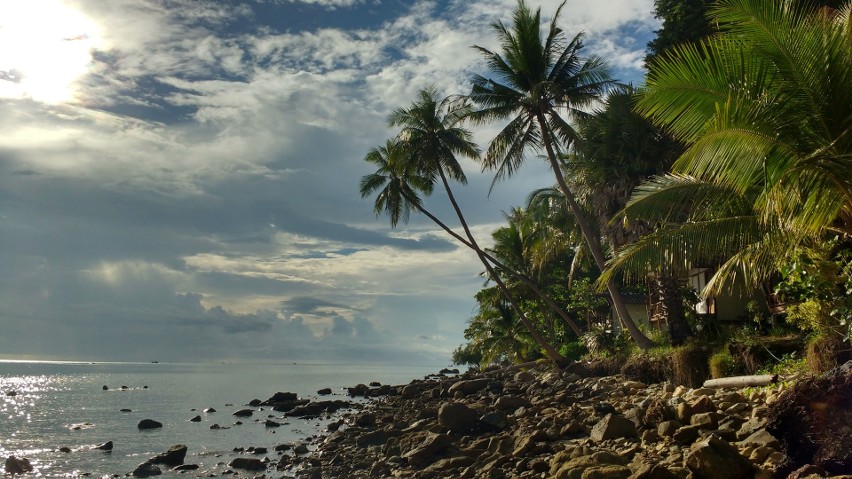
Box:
0;0;102;104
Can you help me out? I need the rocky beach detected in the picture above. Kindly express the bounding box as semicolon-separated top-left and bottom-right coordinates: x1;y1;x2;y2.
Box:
293;361;852;479
5;361;850;478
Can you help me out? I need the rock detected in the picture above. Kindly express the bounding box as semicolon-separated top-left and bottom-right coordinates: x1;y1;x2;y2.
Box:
248;398;262;406
229;457;265;471
629;462;678;479
131;462;161;478
209;424;220;429
401;383;423;399
581;465;632;479
203;407;216;413
102;385;108;390
685;435;753;479
448;378;490;396
658;420;682;437
480;410;509;431
95;441;113;451
355;429;399;448
672;425;701;444
233;408;253;417
689;396;716;414
354;412;376;427
403;433;451;467
317;388;332;395
690;412;719;429
738;428;780;449
265;419;281;428
59;447;71;453
137;419;162;430
676;402;693;422
189;415;201;422
439;368;460;375
120;408;132;412
494;395;532;412
172;464;199;471
149;444;187;466
294;444;309;455
4;456;33;474
438;402;478;432
590;414;637;442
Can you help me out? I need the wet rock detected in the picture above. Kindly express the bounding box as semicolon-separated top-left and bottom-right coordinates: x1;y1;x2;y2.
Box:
102;385;108;390
172;464;199;471
265;419;281;428
354;412;376;427
137;419;162;430
95;441;113;451
685;435;752;479
438;402;478;432
233;409;253;417
317;388;332;395
149;444;187;466
203;407;216;413
248;398;262;406
4;456;33;474
131;462;161;478
58;447;72;453
590;414;637;442
480;410;509;431
229;457;265;471
120;408;132;412
189;415;201;422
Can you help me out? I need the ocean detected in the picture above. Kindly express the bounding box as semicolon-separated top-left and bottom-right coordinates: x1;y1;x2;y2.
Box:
0;360;445;477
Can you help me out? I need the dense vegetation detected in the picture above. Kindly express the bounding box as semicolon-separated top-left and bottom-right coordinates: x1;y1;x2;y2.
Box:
360;0;851;377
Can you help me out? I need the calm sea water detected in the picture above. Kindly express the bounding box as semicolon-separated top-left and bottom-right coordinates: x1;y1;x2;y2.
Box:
0;361;444;478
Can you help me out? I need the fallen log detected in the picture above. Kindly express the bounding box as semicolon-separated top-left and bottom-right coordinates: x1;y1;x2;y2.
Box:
703;374;778;388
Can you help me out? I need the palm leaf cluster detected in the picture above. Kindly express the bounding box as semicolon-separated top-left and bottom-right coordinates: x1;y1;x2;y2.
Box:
608;0;852;295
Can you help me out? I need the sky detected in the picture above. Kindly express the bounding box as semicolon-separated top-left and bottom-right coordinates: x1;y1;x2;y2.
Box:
0;0;658;364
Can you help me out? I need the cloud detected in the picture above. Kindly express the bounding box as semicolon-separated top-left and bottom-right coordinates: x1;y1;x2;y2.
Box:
0;0;658;364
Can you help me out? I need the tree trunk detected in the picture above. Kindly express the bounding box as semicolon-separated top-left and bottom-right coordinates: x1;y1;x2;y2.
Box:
403;191;583;337
656;274;693;346
536;113;654;350
434;170;568;364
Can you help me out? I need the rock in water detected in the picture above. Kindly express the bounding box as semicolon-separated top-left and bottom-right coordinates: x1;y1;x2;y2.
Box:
233;409;253;417
131;462;161;478
149;444;187;466
686;435;752;479
317;387;332;395
137;419;163;430
229;457;265;471
189;415;201;422
4;456;33;474
95;441;113;451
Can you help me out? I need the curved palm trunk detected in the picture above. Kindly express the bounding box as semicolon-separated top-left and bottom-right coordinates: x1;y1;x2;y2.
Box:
536;114;654;350
424;170;567;364
401;191;583;337
656;274;693;346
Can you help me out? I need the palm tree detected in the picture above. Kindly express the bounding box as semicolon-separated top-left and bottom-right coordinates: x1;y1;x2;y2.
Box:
468;0;654;349
618;0;852;297
361;90;573;362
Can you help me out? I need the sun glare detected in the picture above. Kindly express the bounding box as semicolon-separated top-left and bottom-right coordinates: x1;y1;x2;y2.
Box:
0;1;102;104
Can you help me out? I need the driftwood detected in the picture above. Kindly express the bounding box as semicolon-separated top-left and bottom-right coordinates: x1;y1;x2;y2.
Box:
703;374;778;388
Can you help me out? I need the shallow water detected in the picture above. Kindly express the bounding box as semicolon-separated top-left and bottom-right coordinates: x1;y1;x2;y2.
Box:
0;360;442;477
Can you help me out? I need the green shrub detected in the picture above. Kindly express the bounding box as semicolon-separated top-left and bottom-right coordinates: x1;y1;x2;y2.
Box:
559;340;588;362
709;350;736;379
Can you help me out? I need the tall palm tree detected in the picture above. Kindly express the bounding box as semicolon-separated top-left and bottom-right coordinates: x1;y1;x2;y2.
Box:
361;91;574;362
468;0;654;349
620;0;852;297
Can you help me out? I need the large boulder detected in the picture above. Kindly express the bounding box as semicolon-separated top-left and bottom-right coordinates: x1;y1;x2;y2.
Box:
149;444;187;466
685;435;753;479
590;414;637;442
494;395;532;412
437;402;478;432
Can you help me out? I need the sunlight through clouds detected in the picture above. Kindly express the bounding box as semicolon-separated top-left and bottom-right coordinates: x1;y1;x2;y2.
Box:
0;1;103;104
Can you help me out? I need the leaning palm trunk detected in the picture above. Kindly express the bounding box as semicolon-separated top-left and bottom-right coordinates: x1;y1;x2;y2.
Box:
538;116;654;350
435;169;568;364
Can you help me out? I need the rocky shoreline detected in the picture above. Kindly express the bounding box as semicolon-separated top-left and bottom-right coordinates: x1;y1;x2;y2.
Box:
288;361;852;479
